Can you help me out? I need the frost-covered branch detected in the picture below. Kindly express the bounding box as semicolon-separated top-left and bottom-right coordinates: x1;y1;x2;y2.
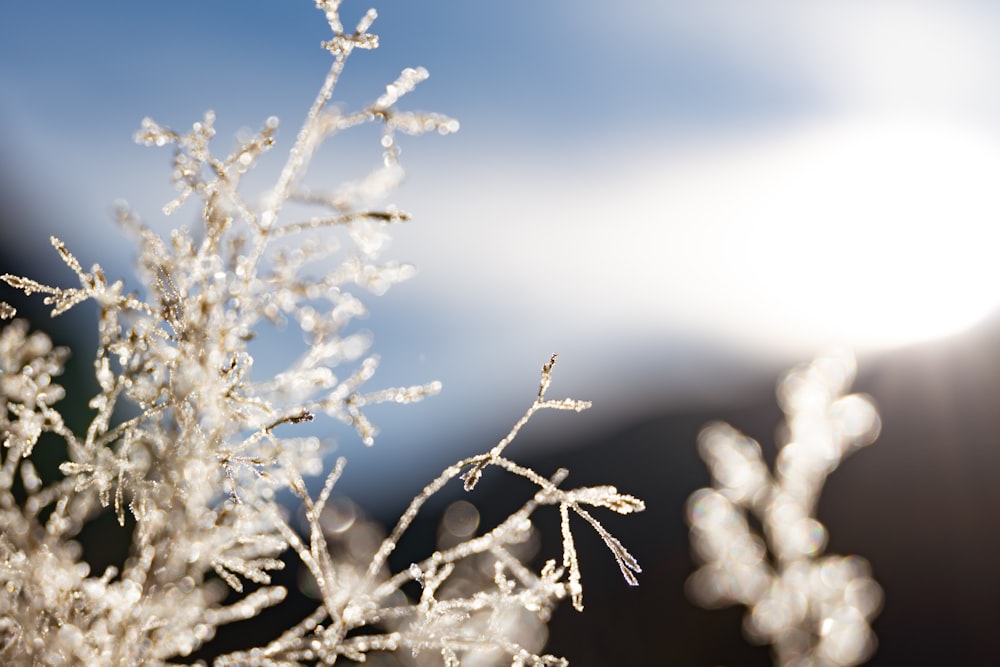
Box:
0;2;640;665
687;349;883;667
218;355;642;666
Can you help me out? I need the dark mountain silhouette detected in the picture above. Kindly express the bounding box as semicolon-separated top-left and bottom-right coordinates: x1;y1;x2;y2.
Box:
514;312;1000;665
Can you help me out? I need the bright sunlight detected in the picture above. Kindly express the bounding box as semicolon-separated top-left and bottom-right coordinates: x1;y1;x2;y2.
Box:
647;117;1000;352
751;118;1000;347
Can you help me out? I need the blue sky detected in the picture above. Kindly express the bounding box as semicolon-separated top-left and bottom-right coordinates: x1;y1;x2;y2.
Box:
5;1;1000;494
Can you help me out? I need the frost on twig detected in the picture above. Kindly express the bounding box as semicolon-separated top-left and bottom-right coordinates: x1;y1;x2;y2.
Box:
216;355;643;666
686;349;883;667
0;1;639;665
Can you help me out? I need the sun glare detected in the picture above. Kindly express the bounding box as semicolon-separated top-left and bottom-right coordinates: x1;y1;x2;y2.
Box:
703;118;1000;350
401;116;1000;359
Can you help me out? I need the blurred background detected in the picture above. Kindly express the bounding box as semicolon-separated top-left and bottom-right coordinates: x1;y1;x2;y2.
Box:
3;0;1000;663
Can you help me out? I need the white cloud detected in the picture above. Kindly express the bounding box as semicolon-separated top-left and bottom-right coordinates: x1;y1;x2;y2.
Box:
397;116;1000;356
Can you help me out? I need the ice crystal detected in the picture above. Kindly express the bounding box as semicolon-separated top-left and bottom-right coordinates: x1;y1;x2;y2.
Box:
0;2;641;665
687;349;882;667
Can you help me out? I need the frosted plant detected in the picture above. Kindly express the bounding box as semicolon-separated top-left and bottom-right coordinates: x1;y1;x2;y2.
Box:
686;349;882;667
0;1;642;665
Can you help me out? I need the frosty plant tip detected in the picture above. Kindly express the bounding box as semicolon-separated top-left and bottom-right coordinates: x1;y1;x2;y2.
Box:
687;349;883;667
0;1;642;665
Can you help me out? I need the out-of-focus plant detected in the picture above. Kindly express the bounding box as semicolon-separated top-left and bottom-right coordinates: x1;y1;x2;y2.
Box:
0;2;642;664
687;349;882;667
